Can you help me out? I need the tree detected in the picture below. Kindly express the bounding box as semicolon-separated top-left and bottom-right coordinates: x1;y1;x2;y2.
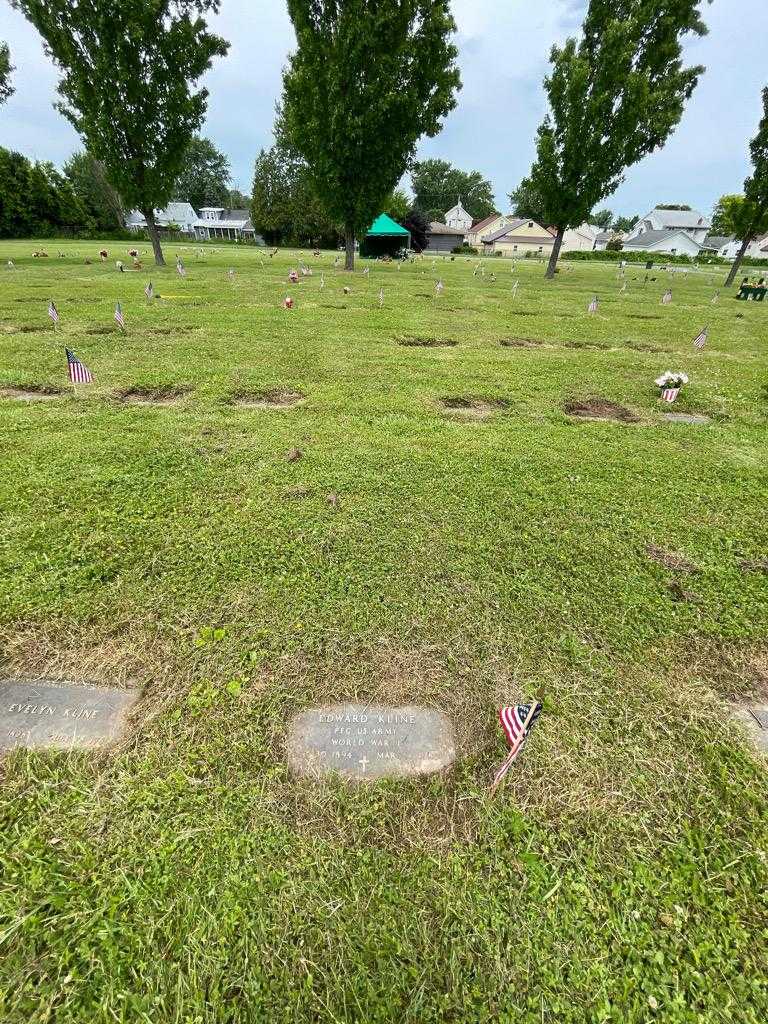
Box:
172;136;231;210
0;42;13;105
522;0;711;279
403;206;429;252
411;159;496;223
591;208;613;229
382;189;409;223
251;140;338;248
281;0;460;270
508;180;547;224
720;89;768;288
612;214;639;232
11;0;228;265
0;147;90;236
228;187;250;209
64;151;125;231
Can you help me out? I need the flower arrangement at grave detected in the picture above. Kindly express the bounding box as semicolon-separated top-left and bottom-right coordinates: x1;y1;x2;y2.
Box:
288;269;299;283
654;371;689;403
283;296;294;309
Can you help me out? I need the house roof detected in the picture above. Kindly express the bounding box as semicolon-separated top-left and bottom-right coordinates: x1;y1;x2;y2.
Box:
595;230;619;242
470;213;503;233
702;235;734;250
647;207;711;230
428;221;465;236
623;229;701;249
366;213;409;236
126;202;198;226
483;220;553;244
482;219;526;242
444;199;471;220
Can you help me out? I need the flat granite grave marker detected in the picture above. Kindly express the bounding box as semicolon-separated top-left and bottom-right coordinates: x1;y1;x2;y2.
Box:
731;704;768;756
1;679;138;752
287;703;456;781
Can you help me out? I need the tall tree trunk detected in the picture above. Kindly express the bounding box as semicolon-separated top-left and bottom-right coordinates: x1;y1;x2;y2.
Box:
344;226;355;271
545;226;565;279
142;207;166;267
724;236;751;288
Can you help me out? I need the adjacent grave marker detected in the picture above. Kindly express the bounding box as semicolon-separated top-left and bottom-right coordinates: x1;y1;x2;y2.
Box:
1;679;138;752
287;703;456;781
731;704;768;756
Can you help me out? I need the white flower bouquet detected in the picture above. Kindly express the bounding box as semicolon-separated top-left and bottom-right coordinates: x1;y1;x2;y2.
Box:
655;371;689;403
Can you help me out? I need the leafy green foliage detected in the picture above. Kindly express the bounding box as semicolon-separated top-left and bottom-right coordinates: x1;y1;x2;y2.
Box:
613;214;640;233
0;147;89;237
250;140;339;248
281;0;460;268
723;89;768;286
411;158;496;222
508;180;547;224
402;205;429;251
63;152;125;232
0;40;13;104
172;136;231;211
382;188;410;224
592;208;613;230
10;0;228;265
524;0;711;277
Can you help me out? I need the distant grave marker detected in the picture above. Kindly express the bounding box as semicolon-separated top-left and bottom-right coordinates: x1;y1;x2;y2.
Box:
287;703;456;781
663;413;711;425
1;679;138;752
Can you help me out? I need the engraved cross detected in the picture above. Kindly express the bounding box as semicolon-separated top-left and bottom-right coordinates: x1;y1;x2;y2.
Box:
358;757;370;773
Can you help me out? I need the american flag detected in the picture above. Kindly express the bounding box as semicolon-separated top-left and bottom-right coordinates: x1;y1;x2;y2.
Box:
588;295;598;313
491;702;542;792
379;287;384;307
176;261;186;278
320;274;325;290
620;282;627;294
435;279;444;295
65;348;93;384
144;280;154;300
661;289;672;304
48;300;59;325
228;268;235;282
711;291;719;304
114;302;125;329
692;326;708;350
512;280;519;298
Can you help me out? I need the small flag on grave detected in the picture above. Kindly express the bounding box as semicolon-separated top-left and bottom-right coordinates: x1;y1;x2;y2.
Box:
114;302;125;330
587;295;598;314
176;260;186;278
7;260;14;269
661;288;672;304
692;326;708;350
711;291;719;304
145;280;154;300
379;287;384;307
65;348;93;384
48;300;59;325
620;282;627;294
491;702;542;792
435;279;444;296
228;268;235;282
320;274;325;290
512;280;519;298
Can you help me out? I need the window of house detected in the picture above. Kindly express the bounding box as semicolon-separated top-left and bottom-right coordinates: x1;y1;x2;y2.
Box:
528;221;533;228
513;245;518;251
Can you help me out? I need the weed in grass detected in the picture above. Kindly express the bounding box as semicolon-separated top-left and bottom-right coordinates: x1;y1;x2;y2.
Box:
397;336;457;347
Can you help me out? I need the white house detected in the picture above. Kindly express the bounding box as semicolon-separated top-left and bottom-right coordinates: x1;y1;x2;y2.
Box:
622;229;702;258
443;198;473;235
718;235;768;260
125;202;198;235
562;223;599;251
626;207;711;250
593;230;627;251
193;208;262;243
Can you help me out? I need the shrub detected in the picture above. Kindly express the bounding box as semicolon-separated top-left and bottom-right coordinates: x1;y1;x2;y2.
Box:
451;244;478;255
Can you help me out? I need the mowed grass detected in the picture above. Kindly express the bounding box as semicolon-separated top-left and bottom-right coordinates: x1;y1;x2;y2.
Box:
0;239;767;1023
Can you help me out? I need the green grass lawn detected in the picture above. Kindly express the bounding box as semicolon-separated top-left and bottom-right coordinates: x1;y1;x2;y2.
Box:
1;239;766;1023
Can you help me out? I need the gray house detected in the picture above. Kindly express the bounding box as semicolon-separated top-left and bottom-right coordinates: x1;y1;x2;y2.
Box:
425;221;466;252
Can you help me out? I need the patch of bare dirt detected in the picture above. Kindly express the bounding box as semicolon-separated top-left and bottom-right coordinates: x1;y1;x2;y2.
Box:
563;340;609;350
232;389;305;409
116;386;191;406
646;543;698;573
1;324;47;334
86;326;120;335
398;336;457;348
626;313;662;321
666;581;702;604
738;558;768;574
439;396;509;419
499;338;544;348
628;341;671;353
0;384;64;401
564;397;639;423
283;484;313;500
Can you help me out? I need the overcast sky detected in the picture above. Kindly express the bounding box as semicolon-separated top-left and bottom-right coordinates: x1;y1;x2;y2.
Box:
0;0;765;219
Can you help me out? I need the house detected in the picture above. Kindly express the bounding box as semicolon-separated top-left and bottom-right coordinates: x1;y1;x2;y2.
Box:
481;218;555;257
717;235;768;260
125;202;199;235
466;213;510;248
562;223;599;251
626;207;711;247
593;230;626;251
622;229;702;258
425;221;466;252
193;208;262;242
442;198;473;235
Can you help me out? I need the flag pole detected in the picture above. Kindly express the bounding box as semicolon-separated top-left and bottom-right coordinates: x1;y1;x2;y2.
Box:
490;702;539;795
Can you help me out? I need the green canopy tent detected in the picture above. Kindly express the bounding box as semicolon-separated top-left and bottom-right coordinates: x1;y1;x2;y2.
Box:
360;213;410;258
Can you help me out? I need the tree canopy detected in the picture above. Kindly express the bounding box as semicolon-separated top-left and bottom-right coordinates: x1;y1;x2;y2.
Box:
612;214;639;233
591;208;613;230
0;41;13;104
522;0;711;277
281;0;460;269
382;189;410;224
402;206;429;252
508;180;547;224
721;88;768;286
63;151;125;232
251;139;339;248
411;159;496;223
0;147;89;237
172;136;231;210
11;0;228;265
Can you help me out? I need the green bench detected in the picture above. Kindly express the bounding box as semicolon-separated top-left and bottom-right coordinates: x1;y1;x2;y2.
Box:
736;284;767;301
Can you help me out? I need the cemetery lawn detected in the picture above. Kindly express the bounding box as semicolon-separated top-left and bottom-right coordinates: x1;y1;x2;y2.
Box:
1;239;767;1024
